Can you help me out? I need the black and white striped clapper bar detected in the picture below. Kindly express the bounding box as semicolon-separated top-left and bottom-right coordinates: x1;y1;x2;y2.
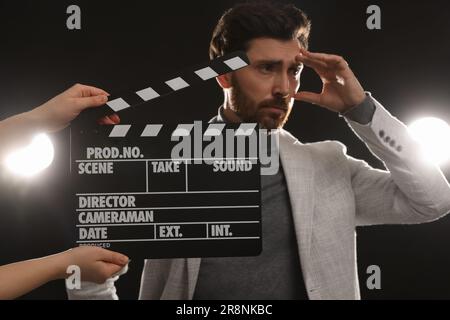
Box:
78;51;251;122
70;52;262;259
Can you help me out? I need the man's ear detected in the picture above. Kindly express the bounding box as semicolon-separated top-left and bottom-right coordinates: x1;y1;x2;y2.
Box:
216;74;232;89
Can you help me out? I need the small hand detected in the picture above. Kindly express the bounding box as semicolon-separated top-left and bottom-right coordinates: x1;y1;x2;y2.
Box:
61;246;129;284
30;83;120;132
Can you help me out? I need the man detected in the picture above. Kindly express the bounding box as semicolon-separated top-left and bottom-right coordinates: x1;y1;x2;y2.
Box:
68;2;450;300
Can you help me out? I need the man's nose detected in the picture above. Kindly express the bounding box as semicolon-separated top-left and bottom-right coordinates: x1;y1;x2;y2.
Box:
273;73;290;98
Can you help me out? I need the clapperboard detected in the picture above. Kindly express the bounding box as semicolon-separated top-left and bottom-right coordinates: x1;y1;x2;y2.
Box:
70;52;263;258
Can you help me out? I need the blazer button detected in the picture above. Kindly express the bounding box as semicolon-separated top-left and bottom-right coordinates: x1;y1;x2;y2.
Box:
397;145;403;152
379;130;385;138
384;136;391;143
389;140;396;147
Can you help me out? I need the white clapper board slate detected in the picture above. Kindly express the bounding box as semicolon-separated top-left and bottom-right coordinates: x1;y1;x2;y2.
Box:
70;52;262;258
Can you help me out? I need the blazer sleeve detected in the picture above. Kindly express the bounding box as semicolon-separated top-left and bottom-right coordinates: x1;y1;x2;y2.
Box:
343;95;450;226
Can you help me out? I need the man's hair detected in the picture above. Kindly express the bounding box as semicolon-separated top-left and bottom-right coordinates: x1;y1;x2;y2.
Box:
209;1;311;59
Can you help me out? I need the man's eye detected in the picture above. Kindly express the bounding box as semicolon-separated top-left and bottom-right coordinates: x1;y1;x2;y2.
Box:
259;64;274;73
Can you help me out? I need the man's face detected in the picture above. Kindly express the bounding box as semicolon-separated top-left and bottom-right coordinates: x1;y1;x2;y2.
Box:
229;38;303;129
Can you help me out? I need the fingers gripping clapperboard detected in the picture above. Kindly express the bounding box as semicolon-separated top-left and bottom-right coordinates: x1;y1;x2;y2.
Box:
70;52;265;258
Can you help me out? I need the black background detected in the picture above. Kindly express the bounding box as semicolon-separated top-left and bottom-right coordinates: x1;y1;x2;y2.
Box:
1;0;450;299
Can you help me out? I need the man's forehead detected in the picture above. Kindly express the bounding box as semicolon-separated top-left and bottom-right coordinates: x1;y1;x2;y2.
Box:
246;37;301;63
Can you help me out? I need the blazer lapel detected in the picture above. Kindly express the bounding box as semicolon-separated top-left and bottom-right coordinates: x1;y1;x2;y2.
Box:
279;130;315;277
187;258;201;299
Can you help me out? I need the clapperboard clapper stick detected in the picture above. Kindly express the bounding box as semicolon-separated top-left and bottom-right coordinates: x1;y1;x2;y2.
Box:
70;51;262;259
75;51;250;124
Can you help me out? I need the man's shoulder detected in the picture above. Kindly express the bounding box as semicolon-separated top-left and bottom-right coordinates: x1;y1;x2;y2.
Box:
281;129;352;176
280;129;348;157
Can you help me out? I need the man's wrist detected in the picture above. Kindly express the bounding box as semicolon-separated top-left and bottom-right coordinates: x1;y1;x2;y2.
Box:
340;92;376;125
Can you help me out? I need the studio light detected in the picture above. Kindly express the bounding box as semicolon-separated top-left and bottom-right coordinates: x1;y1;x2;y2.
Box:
5;134;55;177
408;117;450;165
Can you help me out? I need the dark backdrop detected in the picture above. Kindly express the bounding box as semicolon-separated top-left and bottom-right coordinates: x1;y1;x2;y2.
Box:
1;0;450;299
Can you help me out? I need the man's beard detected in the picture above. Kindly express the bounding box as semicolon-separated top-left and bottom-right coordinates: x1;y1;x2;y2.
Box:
230;76;292;129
